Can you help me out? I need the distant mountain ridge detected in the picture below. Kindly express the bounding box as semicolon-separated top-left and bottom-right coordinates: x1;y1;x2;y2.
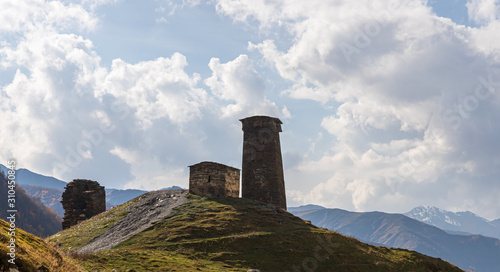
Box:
288;204;326;213
105;188;149;206
0;169;62;238
404;206;500;239
0;164;185;216
290;206;500;272
0;164;66;190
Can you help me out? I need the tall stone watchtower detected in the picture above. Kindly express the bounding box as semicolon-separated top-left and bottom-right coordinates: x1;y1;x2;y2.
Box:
61;179;106;230
240;116;287;210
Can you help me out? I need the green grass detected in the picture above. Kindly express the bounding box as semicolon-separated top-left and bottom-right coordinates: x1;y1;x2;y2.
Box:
0;219;84;272
71;249;244;272
47;194;463;272
46;195;138;251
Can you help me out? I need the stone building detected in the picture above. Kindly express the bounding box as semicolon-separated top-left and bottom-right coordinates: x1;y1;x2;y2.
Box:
189;161;240;198
240;116;287;210
61;179;106;230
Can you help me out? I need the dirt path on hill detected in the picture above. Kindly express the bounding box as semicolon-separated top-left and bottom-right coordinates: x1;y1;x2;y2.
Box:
77;189;189;253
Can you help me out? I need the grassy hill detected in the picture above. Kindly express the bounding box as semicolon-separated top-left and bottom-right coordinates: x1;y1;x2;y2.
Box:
46;192;463;272
0;219;84;272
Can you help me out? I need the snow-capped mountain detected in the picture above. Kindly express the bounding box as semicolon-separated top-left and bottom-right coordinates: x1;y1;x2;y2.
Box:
404;206;500;239
290;205;500;272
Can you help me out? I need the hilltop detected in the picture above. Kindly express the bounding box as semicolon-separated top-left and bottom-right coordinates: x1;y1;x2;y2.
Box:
47;190;463;272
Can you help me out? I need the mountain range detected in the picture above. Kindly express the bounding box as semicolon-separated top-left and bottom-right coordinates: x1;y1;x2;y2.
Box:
290;205;500;272
0;164;66;190
0;164;175;217
0;169;62;237
404;206;500;239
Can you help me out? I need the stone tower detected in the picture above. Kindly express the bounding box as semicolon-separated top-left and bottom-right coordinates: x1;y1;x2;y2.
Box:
189;161;240;198
61;179;105;230
240;116;287;210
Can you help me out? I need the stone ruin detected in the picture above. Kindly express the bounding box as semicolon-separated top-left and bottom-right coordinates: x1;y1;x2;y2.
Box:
189;161;240;198
188;115;287;210
61;179;106;230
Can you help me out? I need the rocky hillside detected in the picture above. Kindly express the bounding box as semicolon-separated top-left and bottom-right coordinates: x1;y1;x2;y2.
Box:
47;190;463;272
0;219;84;272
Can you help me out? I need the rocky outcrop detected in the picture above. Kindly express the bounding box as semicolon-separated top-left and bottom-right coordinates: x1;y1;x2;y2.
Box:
77;189;188;253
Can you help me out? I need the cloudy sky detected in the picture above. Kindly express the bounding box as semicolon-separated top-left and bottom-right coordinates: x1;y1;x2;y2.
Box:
1;0;500;219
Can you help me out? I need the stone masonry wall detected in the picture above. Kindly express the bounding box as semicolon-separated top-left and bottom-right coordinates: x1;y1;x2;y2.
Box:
240;116;287;210
189;162;240;198
61;179;106;230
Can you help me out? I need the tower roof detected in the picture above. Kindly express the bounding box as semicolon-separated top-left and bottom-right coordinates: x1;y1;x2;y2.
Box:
240;116;282;132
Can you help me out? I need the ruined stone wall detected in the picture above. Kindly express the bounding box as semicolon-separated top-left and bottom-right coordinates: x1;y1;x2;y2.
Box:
240;116;287;210
61;179;106;230
189;162;240;198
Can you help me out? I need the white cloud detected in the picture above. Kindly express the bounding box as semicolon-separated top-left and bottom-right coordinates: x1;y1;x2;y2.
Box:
217;0;500;218
99;53;208;128
124;166;187;190
2;0;500;219
2;37;210;189
0;2;104;174
0;0;98;33
205;54;285;118
82;0;120;10
0;0;292;192
155;0;203;17
0;0;223;190
467;0;500;25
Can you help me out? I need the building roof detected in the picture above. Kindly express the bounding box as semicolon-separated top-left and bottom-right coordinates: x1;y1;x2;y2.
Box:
188;161;240;172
